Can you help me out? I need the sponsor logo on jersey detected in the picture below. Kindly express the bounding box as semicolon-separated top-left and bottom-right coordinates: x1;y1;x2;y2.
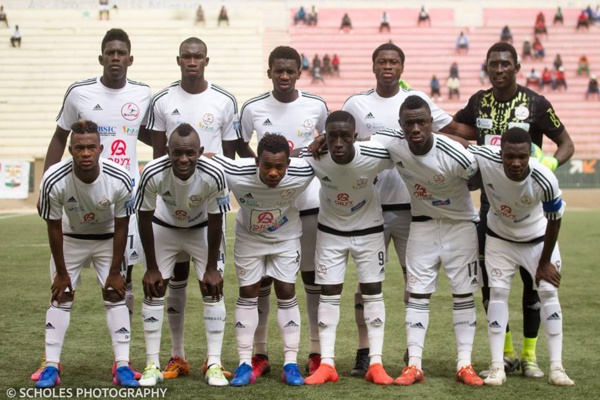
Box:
266;215;288;232
499;205;513;218
174;210;188;220
297;129;313;137
171;109;180;116
276;199;294;207
432;199;450;206
111;140;127;156
238;197;260;206
67;196;77;203
350;199;366;212
352;178;368;190
98;125;117;135
121;102;140;121
413;184;433;200
216;195;230;206
263;118;273;126
334;193;353;207
365;112;375;119
188;212;204;223
287;139;295;150
122;126;138;136
83;212;96;223
130;251;139;260
366;122;385;130
93;104;103;111
198;121;216;133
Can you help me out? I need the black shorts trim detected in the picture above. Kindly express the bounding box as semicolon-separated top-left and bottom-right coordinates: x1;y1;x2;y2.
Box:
152;216;208;230
317;223;383;237
299;208;319;217
382;203;411;212
63;233;113;240
486;228;544;244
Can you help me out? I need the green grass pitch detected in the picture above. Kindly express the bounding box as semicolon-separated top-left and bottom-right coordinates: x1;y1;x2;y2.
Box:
0;211;598;399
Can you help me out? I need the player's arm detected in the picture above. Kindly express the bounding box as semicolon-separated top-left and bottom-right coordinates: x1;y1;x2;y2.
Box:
45;218;73;303
535;218;562;288
137;125;152;147
235;139;256;158
104;216;129;298
549;128;575;167
138;210;163;298
44;126;71;171
203;212;224;300
150;129;167;159
439;120;477;141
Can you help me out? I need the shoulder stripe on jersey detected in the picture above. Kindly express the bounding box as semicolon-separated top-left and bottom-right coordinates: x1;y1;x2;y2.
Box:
436;139;471;169
127;79;150;87
468;145;502;163
56;78;96;120
147;82;180;128
134;158;172;209
103;163;133;192
211;157;256;176
211;84;239;113
302;92;330;111
240;92;270;117
287;164;315;177
40;162;74;219
360;147;391;159
374;128;402;139
341;89;376;108
531;169;555;201
197;159;227;191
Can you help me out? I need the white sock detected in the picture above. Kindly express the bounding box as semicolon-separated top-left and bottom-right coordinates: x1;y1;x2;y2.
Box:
125;281;134;324
363;293;385;365
167;279;187;359
105;300;130;364
203;296;226;367
277;296;301;366
235;297;258;365
538;290;563;369
488;288;510;366
304;284;321;354
405;297;430;370
453;295;476;370
318;294;340;366
354;289;369;349
254;285;271;355
45;301;73;364
142;297;164;367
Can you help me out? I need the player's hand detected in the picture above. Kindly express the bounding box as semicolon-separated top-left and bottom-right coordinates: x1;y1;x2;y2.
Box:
104;273;126;299
535;260;561;288
202;269;224;300
51;272;73;304
307;135;327;160
142;269;163;299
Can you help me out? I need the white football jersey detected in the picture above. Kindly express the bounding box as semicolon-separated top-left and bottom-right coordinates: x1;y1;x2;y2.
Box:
301;141;394;231
39;158;133;235
469;145;564;242
240;90;328;211
146;81;241;153
212;155;314;242
56;77;151;187
343;88;452;207
135;155;230;228
373;130;479;221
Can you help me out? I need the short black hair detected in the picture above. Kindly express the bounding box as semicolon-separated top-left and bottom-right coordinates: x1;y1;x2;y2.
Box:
70;120;99;144
101;28;131;53
257;133;290;158
326;110;356;131
179;37;207;55
501;127;531;149
399;95;431;116
486;42;518;65
372;43;405;64
268;46;301;70
171;123;198;138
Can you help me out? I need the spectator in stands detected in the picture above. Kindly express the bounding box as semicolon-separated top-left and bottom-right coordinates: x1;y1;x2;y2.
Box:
576;10;589;30
294;6;307;25
322;53;332;76
301;53;310;71
455;31;469;54
430;75;442;101
578;55;591;76
553;6;563;25
586;74;599;99
99;0;110;21
533;37;545;60
534;14;548;38
540;67;553;91
500;25;513;44
553;67;567;91
446;76;460;100
594;6;600;23
525;68;540;88
308;6;318;26
380;11;391;33
10;24;21;47
218;6;229;26
195;5;205;25
585;5;594;20
312;53;322;76
479;61;487;85
522;38;533;61
418;6;431;26
311;66;325;84
449;61;459;79
0;5;8;28
332;54;340;76
553;54;563;71
340;13;353;33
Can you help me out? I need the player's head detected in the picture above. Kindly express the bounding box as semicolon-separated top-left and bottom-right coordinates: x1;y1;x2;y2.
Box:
485;42;520;91
99;29;133;85
500;127;531;181
177;37;209;81
399;95;434;155
325;111;356;165
167;123;203;181
69;120;103;175
256;133;290;188
268;46;302;96
372;43;405;88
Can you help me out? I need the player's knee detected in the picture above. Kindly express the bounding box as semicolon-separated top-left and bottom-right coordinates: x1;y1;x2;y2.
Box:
360;282;382;295
274;281;295;300
239;282;261;299
103;289;125;302
173;261;191;281
301;271;316;285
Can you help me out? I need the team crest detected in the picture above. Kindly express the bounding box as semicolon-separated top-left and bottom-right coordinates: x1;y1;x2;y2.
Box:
433;174;445;184
515;106;530;120
121;102;140;121
491;268;502;278
189;195;203;207
303;119;315;130
520;195;532;205
316;264;327;279
281;189;295;199
203;113;214;125
352;178;368;190
97;198;111;210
